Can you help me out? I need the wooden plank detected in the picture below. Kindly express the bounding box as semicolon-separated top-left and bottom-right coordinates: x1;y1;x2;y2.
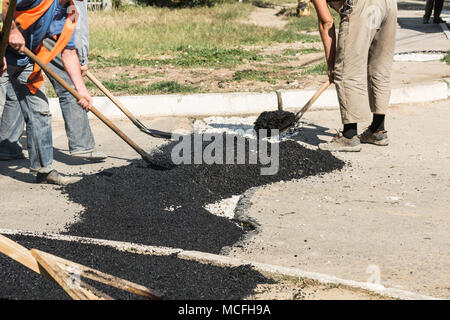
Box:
47;251;163;300
0;234;40;273
30;249;112;300
1;234;162;300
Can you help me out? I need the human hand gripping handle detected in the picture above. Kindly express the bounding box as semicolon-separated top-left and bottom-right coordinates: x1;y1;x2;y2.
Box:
61;48;92;111
1;0;19;74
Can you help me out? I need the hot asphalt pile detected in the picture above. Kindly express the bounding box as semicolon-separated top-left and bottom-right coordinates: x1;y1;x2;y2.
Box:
0;234;275;300
254;110;297;132
63;135;345;253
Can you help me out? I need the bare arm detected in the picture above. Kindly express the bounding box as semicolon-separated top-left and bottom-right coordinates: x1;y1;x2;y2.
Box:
3;0;25;53
61;48;92;111
311;0;337;82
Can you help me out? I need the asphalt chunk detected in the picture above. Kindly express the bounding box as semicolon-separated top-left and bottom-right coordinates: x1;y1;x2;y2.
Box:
63;135;344;253
254;110;297;133
0;235;275;300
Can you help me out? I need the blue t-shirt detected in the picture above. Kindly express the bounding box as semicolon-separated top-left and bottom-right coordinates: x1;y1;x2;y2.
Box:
6;0;77;66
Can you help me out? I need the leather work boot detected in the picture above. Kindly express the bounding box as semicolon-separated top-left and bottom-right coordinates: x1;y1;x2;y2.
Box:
359;128;389;146
36;170;77;186
318;133;361;152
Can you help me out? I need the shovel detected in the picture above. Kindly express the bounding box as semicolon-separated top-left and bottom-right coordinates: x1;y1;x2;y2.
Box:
23;47;170;169
85;71;171;139
254;81;331;134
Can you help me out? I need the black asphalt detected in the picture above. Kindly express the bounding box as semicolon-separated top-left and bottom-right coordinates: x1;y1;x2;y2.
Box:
62;135;345;253
0;234;275;300
254;110;297;132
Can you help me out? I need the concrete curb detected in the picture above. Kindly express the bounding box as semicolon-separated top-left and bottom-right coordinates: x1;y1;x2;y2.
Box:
0;228;440;300
48;81;449;120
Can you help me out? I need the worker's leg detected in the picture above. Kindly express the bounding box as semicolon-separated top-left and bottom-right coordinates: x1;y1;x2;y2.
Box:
8;64;54;173
423;0;434;22
0;73;7;118
0;73;25;160
360;0;396;146
433;0;444;22
46;59;96;155
367;0;396;117
320;0;382;152
335;0;383;123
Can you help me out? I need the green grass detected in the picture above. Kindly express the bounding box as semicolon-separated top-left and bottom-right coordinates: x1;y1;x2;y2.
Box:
282;48;321;56
232;69;277;84
88;3;321;63
301;61;328;75
101;79;204;95
443;51;450;64
91;47;263;68
168;47;263;67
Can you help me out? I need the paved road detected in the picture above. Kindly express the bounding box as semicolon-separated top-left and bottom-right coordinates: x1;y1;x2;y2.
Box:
228;99;450;299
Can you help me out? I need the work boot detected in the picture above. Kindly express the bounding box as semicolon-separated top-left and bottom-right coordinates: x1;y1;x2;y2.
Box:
318;133;361;152
36;170;77;186
71;149;107;161
359;128;389;146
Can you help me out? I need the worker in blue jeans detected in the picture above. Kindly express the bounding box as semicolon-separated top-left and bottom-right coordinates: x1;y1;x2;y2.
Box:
1;0;94;185
0;0;106;162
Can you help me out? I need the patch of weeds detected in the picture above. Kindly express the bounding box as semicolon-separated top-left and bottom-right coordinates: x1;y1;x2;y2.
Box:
90;55;165;68
442;51;450;64
282;48;321;56
101;81;145;94
283;15;318;32
101;79;203;95
301;61;327;75
272;29;320;43
148;80;204;94
266;55;291;63
90;47;263;69
251;0;276;8
85;81;98;90
232;69;277;84
272;65;298;71
171;47;263;68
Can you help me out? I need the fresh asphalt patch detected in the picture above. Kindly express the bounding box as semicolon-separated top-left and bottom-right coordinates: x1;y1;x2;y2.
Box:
62;135;345;253
0;234;275;300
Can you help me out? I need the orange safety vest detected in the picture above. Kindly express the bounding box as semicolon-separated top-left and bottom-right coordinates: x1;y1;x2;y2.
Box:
14;0;77;94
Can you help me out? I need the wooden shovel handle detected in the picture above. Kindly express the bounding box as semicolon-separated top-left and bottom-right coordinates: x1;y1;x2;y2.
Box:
22;47;152;162
86;71;141;125
295;80;331;120
0;0;18;68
